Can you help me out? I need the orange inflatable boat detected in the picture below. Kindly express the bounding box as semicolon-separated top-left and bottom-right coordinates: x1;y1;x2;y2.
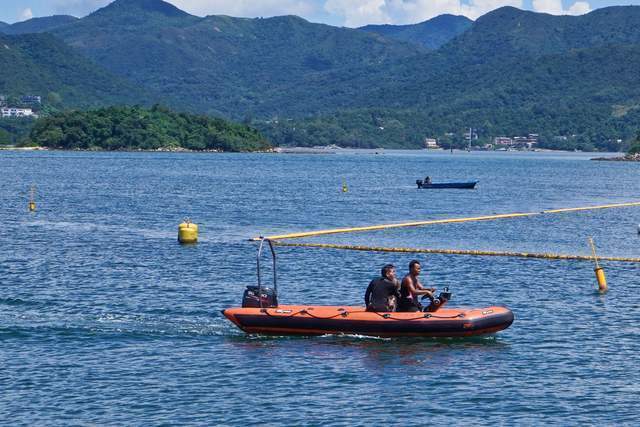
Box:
222;238;514;338
223;305;514;337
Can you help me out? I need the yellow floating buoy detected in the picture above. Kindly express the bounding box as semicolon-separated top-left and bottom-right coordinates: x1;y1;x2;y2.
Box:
178;219;198;244
589;237;607;293
342;180;348;193
594;266;607;292
28;185;36;212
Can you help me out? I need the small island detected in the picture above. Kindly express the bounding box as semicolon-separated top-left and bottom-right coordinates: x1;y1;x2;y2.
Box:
26;105;271;152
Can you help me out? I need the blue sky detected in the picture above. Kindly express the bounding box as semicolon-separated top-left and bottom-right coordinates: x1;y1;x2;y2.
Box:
2;0;640;26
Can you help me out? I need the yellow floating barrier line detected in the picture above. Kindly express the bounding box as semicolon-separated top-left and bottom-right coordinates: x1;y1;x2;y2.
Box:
251;212;536;241
542;201;640;214
273;242;640;263
251;201;640;241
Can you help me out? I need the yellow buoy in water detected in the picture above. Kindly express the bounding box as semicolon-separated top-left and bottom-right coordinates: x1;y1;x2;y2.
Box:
342;180;348;193
589;237;607;293
28;185;36;211
594;267;607;292
178;220;198;244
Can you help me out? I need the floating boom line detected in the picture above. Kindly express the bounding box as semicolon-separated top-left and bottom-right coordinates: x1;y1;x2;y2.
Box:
251;201;640;242
252;212;535;241
273;242;640;263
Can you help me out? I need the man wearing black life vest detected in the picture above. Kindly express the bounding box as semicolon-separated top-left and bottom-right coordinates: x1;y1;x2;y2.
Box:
398;260;436;312
365;264;401;312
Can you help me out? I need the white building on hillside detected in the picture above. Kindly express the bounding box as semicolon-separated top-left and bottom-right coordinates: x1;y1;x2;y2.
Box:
1;107;35;118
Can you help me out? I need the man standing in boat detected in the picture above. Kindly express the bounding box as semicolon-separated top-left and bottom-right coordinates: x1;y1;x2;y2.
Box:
398;260;436;312
365;264;401;312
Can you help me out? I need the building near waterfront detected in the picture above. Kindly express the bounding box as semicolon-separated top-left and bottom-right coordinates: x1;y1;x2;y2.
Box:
424;138;439;149
494;134;538;150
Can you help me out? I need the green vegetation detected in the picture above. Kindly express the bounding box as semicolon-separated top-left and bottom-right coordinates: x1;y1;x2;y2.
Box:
50;1;640;150
29;105;270;151
51;0;420;117
4;1;640;150
0;118;36;145
359;14;472;50
0;32;151;109
0;15;78;35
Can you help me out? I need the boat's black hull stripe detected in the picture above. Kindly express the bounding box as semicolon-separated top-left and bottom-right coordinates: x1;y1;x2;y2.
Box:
234;311;514;335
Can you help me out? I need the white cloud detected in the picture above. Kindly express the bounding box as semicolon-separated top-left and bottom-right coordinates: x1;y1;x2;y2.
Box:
19;8;34;21
532;0;591;15
169;0;318;18
568;1;591;15
460;0;524;19
324;0;387;27
325;0;524;26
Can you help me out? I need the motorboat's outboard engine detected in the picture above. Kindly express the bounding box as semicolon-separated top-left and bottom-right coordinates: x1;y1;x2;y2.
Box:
242;286;278;308
424;287;452;312
416;179;423;188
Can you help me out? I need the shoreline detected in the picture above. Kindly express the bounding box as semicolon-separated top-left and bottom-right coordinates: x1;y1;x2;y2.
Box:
0;145;631;157
0;146;276;154
591;153;640;162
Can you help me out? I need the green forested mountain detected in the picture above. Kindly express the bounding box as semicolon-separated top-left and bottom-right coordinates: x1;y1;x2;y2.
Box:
51;0;421;117
0;15;79;35
438;6;640;64
262;43;640;150
262;6;640;149
0;32;151;108
29;105;270;151
0;22;9;30
359;14;472;49
3;0;640;150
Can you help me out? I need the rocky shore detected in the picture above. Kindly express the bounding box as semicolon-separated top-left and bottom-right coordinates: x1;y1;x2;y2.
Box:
591;153;640;162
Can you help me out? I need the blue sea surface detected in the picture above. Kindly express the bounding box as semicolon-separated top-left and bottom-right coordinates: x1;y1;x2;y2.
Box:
1;150;639;425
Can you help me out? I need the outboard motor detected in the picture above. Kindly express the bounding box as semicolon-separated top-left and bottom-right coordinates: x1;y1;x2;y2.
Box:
424;287;452;312
242;286;278;308
416;179;423;188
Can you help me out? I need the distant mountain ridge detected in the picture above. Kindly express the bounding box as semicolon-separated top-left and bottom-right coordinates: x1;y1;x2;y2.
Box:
0;15;78;35
260;5;640;148
359;14;473;49
442;5;640;64
51;0;421;117
3;0;640;150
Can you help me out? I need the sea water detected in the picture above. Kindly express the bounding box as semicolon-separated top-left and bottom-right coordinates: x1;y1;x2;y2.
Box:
1;150;639;425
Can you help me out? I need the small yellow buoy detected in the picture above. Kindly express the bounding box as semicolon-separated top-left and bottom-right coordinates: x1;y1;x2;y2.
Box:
28;185;36;212
178;219;198;244
342;180;348;193
589;237;607;293
594;266;607;292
